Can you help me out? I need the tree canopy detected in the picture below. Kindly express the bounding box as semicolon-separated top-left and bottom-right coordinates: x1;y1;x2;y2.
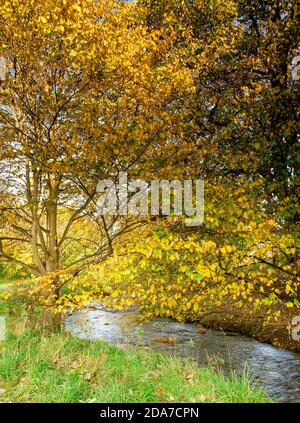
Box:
0;0;299;329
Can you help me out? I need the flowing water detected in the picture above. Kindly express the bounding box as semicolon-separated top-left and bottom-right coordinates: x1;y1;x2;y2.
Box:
65;306;300;403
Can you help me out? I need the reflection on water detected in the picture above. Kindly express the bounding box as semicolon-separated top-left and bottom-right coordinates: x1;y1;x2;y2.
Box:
65;307;300;403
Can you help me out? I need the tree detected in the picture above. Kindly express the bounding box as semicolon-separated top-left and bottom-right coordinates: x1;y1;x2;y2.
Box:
1;0;298;329
93;0;300;320
0;0;195;327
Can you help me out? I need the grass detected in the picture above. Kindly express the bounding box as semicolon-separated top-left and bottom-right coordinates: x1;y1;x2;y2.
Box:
0;297;271;403
0;272;30;288
0;329;270;403
0;278;15;292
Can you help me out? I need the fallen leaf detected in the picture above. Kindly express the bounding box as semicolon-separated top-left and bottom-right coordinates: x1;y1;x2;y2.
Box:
185;373;193;382
154;336;176;344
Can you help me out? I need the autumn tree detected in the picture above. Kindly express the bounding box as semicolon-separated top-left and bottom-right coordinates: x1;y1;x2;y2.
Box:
0;0;196;327
0;0;299;330
94;0;300;322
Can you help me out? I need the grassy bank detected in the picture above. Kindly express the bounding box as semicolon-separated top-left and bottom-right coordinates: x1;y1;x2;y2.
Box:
0;330;270;403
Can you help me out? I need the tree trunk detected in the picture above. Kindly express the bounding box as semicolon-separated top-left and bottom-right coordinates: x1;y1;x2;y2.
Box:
39;173;61;330
40;286;61;331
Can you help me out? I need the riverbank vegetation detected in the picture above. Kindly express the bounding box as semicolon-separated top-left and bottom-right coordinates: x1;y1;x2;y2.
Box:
0;314;269;403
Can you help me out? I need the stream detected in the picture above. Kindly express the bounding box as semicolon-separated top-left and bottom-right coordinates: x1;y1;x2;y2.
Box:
65;306;300;403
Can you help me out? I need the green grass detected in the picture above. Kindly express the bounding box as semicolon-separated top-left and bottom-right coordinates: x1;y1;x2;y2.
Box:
0;330;270;403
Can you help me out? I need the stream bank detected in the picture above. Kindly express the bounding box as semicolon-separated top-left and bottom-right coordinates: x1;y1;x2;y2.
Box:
196;303;300;352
